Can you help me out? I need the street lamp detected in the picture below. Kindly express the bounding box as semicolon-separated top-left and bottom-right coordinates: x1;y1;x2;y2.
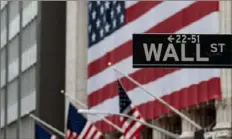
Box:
78;109;180;139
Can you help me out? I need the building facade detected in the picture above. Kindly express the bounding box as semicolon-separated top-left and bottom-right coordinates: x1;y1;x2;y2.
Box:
0;1;37;139
0;1;66;139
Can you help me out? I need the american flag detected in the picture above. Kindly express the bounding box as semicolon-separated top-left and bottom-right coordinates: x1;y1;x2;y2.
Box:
87;1;221;132
66;103;103;139
118;80;144;139
35;123;57;139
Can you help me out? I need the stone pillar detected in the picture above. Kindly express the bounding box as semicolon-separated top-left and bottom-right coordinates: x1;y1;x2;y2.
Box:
75;0;88;105
152;120;163;139
66;1;78;103
179;110;200;139
213;1;232;138
214;99;232;133
65;1;78;132
65;0;88;106
65;0;88;129
214;68;232;137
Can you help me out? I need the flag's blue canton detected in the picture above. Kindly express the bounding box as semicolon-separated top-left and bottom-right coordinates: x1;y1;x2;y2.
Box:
88;1;125;47
118;81;132;113
35;123;53;139
67;103;87;135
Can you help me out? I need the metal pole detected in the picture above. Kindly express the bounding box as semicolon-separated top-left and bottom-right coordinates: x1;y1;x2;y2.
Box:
78;109;180;139
112;66;202;130
61;90;124;133
28;113;65;138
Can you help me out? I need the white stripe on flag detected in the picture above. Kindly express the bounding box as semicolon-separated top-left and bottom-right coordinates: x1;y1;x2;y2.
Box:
122;111;140;132
78;122;91;139
119;135;125;139
176;12;219;34
71;132;77;139
85;126;96;139
122;117;132;131
95;131;103;139
66;130;71;138
125;1;138;8
125;117;144;139
50;135;56;139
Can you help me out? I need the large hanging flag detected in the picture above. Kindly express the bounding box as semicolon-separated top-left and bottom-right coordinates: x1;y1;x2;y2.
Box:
87;1;221;132
35;123;57;139
118;80;144;139
66;103;103;139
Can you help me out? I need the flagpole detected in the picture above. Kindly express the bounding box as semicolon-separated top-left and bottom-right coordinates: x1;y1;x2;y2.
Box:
78;109;181;139
61;90;124;133
112;66;202;130
28;113;65;138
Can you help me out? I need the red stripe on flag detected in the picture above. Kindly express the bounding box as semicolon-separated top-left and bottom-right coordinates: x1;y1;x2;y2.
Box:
88;1;219;78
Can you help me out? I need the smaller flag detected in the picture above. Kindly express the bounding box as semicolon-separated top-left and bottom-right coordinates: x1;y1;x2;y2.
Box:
66;103;103;139
35;123;57;139
118;80;144;139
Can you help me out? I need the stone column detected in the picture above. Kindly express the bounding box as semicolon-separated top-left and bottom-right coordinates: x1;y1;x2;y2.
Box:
214;68;232;137
75;0;88;105
65;0;88;130
152;120;163;139
179;110;201;139
66;0;88;105
65;1;78;132
213;1;232;138
66;1;78;103
214;99;232;134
